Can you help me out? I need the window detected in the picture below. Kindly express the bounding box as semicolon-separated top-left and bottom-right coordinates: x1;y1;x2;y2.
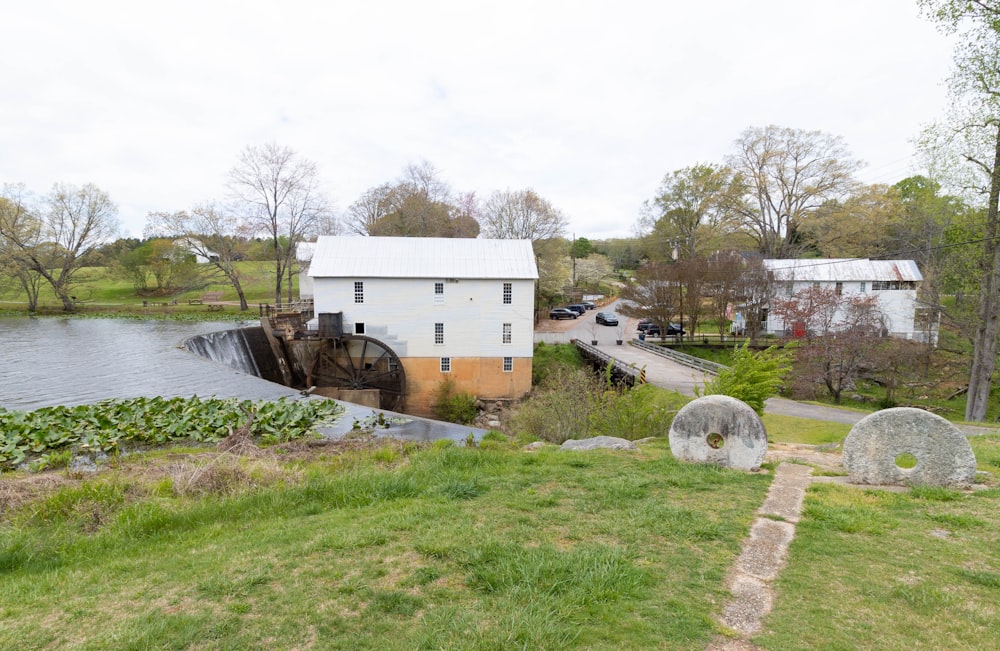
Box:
835;282;843;296
502;322;512;344
860;281;866;293
503;356;513;372
871;280;916;291
503;282;512;305
434;282;444;304
354;281;364;303
355;322;365;335
440;357;451;373
434;322;444;345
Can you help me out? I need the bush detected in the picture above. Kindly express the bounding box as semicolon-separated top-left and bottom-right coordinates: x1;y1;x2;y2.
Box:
510;366;598;443
698;342;794;415
531;342;584;385
589;384;684;440
431;379;478;424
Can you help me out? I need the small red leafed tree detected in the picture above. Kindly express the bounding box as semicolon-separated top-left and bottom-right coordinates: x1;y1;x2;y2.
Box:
772;286;886;403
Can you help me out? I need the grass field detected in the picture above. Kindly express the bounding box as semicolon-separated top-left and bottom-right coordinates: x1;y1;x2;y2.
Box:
0;261;290;315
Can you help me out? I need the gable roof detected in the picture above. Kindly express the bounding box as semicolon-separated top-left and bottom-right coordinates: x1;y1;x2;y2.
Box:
308;236;539;280
764;259;922;283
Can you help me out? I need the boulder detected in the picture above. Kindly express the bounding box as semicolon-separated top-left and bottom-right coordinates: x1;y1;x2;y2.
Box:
560;436;638;451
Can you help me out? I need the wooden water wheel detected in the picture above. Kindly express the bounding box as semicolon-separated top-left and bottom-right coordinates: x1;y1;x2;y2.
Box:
306;334;406;411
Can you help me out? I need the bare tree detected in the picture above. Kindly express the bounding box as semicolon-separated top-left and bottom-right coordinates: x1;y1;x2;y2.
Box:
0;183;118;312
147;204;254;310
479;189;568;240
0;185;45;312
727;125;862;258
345;162;478;237
617;262;683;338
228;143;332;305
773;286;887;403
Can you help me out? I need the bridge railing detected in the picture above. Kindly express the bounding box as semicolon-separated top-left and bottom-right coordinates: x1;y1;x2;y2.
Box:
573;340;641;385
629;339;729;376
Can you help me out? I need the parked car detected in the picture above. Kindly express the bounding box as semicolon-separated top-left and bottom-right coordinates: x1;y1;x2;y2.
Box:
595;312;618;326
549;307;579;320
581;301;597;310
638;321;684;337
566;304;587;315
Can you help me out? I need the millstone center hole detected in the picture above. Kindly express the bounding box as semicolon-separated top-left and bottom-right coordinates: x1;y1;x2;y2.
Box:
706;432;725;449
895;452;918;469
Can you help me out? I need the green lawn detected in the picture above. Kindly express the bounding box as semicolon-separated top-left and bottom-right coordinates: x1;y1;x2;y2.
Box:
0;261;292;314
0;441;771;650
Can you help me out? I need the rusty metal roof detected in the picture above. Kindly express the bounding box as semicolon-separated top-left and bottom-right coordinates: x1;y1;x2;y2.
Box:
763;258;922;283
308;236;539;280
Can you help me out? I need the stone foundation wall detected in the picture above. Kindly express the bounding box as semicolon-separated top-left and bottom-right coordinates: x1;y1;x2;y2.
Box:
401;356;532;416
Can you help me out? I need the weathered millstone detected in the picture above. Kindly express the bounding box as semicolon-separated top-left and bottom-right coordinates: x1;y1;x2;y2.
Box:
668;395;768;471
842;407;977;487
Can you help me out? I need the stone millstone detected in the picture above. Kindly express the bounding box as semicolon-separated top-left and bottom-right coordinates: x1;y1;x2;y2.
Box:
668;395;768;471
842;407;977;487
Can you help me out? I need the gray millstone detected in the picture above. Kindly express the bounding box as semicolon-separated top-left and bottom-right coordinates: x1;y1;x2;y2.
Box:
842;407;977;487
668;395;768;471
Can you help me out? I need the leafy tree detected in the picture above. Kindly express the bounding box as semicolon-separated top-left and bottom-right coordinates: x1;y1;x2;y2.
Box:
569;236;593;259
726;125;862;258
698;342;794;415
919;0;1000;420
228;142;332;305
116;238;198;295
573;253;614;290
533;237;571;311
638;163;741;261
800;184;905;258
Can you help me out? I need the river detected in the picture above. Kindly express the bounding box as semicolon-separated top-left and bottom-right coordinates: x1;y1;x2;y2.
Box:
0;317;482;441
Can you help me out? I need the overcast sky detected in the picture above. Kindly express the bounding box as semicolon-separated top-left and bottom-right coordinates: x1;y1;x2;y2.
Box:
2;0;956;240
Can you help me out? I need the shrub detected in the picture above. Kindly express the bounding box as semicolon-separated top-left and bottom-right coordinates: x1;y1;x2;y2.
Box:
589;384;684;440
698;342;794;415
431;379;478;424
510;366;598;443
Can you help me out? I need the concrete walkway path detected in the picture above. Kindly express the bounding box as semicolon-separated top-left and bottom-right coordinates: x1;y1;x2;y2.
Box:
708;462;814;650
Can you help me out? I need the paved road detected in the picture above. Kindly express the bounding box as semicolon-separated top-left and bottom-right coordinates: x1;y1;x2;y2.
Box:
578;301;872;425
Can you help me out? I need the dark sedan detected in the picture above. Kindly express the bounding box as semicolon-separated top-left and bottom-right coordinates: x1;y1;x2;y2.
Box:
595;312;619;326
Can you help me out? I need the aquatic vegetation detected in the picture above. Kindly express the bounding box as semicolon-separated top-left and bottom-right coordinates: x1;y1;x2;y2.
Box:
0;396;343;469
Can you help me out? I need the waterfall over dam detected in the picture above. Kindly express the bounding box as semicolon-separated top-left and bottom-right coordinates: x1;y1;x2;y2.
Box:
184;325;284;384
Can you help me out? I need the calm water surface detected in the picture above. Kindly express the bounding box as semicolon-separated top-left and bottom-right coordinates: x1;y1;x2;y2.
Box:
0;317;299;411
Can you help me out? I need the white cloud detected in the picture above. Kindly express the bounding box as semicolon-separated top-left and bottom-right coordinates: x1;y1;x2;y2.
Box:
1;0;954;239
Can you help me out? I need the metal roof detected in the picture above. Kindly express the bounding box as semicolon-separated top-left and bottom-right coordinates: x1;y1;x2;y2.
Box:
763;259;923;283
308;236;539;280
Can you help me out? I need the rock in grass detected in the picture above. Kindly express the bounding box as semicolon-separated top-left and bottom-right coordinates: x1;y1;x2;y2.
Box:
560;436;638;451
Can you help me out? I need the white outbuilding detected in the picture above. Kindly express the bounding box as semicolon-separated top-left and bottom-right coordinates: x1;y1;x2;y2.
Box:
763;258;936;343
